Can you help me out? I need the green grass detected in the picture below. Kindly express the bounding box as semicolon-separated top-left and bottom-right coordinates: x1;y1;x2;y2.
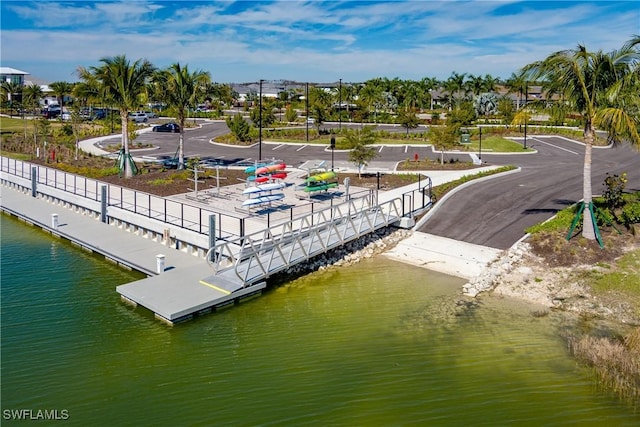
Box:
525;207;578;234
267;133;530;153
430;165;517;201
0;116;29;133
0;150;32;161
465;136;534;153
591;250;640;294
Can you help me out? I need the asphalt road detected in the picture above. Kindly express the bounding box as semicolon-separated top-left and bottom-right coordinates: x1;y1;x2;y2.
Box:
134;120;452;168
418;136;640;249
132;120;639;250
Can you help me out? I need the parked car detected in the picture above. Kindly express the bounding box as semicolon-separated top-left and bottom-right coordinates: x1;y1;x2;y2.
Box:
152;122;180;133
144;111;158;119
43;106;61;119
128;112;148;123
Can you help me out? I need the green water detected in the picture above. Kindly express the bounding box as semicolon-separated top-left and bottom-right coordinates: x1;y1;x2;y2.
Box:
1;214;638;426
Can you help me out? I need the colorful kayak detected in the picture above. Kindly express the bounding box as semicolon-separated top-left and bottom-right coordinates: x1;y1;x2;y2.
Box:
242;182;286;195
255;163;286;176
244;163;267;174
304;182;338;192
306;171;336;183
242;193;285;207
269;172;288;180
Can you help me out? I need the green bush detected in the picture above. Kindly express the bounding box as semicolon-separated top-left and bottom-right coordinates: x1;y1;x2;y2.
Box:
621;202;640;226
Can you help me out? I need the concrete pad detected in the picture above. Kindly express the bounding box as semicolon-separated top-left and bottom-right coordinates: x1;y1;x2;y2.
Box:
383;232;502;280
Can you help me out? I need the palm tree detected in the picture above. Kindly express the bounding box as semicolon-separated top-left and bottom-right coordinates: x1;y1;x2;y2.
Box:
81;55;155;177
444;71;467;110
154;63;210;170
48;81;74;117
1;81;23;116
522;36;640;241
465;74;486;96
504;72;527;110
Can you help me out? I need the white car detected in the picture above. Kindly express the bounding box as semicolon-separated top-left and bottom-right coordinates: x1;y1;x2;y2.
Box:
128;112;148;123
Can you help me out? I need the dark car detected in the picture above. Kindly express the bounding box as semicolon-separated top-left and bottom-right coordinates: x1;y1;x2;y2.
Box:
152;123;180;133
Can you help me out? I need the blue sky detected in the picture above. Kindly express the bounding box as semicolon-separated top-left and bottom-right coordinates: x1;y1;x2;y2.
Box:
1;1;638;84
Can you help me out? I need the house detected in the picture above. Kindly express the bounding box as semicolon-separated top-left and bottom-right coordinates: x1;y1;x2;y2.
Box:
0;67;29;86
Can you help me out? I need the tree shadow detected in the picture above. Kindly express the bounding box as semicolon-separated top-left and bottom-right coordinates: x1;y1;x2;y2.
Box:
521;208;560;215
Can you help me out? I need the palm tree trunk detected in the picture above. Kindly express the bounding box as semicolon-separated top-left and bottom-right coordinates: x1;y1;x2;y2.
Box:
178;117;186;170
178;131;185;170
121;111;133;178
582;125;595;240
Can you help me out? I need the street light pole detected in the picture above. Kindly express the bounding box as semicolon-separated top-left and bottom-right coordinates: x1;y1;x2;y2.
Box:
338;78;342;130
479;126;482;161
523;84;528;150
305;82;309;142
330;136;335;171
259;79;263;161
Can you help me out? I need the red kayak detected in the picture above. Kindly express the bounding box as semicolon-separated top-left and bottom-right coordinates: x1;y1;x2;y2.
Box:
255;163;285;175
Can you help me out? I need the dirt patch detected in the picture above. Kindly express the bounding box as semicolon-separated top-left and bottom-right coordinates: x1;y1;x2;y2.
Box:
528;228;630;267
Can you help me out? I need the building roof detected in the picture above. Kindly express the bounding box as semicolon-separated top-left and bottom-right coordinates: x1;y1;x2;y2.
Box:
0;67;30;75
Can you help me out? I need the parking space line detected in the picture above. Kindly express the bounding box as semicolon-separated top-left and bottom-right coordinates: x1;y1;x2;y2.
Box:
296;145;308;151
532;137;580;155
272;144;285;150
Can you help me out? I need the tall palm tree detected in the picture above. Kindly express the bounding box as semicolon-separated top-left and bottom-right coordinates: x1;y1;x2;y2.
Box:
504;72;527;110
483;74;499;93
465;74;486;96
48;81;74;117
522;36;640;240
0;81;23;115
444;71;467;110
80;55;155;177
154;63;210;170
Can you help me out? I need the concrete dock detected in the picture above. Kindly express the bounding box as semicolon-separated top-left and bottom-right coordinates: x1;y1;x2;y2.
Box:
2;159;503;325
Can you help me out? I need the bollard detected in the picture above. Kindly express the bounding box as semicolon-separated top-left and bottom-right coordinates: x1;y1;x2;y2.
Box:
156;254;166;274
51;213;59;229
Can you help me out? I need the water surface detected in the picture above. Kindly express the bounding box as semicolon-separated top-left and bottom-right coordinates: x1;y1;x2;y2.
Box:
1;214;637;425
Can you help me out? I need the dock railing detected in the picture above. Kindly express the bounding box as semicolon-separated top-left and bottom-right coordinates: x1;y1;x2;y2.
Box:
208;195;405;285
1;157;433;255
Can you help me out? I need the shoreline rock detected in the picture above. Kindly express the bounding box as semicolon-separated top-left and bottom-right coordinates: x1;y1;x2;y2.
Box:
464;240;640;326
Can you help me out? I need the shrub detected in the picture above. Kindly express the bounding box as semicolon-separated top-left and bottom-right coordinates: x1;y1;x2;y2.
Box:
621;202;640;226
595;207;616;226
603;172;628;211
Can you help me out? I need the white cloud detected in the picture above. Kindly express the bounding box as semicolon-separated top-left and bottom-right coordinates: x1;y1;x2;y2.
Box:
2;1;637;83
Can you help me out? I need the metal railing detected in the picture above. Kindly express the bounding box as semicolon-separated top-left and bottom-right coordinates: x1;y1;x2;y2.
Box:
207;195;405;285
1;157;433;245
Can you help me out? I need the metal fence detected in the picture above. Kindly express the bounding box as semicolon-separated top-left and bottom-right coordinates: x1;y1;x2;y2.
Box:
1;157;433;242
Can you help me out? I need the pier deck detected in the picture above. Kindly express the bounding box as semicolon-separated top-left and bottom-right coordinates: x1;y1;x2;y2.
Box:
2;160;431;325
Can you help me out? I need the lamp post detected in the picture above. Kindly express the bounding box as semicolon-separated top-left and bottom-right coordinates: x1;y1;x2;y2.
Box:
330;136;335;171
305;82;309;142
523;84;528;150
259;79;264;161
478;126;482;161
338;78;342;130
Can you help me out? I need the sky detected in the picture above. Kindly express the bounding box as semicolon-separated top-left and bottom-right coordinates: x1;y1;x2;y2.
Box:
1;0;638;84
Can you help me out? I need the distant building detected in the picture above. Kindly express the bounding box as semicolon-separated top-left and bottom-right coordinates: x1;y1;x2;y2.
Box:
0;67;29;86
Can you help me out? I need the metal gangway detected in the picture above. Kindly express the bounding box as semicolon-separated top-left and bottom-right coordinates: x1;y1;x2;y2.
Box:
206;193;405;287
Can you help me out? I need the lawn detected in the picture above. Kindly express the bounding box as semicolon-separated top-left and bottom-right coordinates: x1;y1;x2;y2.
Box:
0;116;29;133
